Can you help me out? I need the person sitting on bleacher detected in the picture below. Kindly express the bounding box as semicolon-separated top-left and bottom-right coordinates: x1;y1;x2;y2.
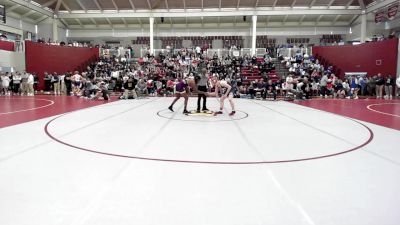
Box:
263;79;277;101
122;76;138;99
136;79;148;97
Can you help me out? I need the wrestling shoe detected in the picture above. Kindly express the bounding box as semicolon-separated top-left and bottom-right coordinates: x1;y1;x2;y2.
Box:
214;111;223;116
202;108;209;112
229;111;236;116
168;106;174;112
183;109;189;114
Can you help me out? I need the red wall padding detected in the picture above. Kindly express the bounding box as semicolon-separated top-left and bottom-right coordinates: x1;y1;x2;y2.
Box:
25;41;99;90
312;39;398;78
0;40;15;51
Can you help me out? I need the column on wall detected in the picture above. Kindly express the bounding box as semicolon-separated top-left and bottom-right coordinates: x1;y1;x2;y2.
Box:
360;13;367;43
251;15;257;56
149;17;154;55
52;18;58;42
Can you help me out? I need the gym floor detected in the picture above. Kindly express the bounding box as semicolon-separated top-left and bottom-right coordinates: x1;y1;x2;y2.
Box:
0;96;399;225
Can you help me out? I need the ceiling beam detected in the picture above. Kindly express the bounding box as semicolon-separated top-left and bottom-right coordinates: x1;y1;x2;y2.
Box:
299;15;306;23
147;0;152;9
316;15;323;22
61;1;71;12
219;0;222;10
357;0;365;9
236;0;241;9
366;0;398;13
165;0;169;11
42;0;57;8
111;0;119;11
346;0;354;8
201;0;204;11
5;4;20;13
75;0;87;11
59;18;69;28
21;10;36;18
291;0;297;8
58;8;362;19
8;0;53;17
309;0;316;8
105;18;112;26
92;0;102;11
332;15;341;24
128;0;136;11
349;14;358;25
255;0;259;8
61;19;69;27
90;18;97;26
282;14;289;23
75;18;83;28
328;0;335;8
272;0;278;8
55;0;63;14
184;0;186;10
35;15;48;23
121;17;127;27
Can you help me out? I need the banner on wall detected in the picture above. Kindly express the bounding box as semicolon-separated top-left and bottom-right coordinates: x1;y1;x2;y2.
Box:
375;1;400;23
387;2;399;20
375;10;386;23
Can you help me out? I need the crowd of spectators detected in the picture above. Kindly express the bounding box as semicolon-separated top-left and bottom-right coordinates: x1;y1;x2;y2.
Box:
275;50;400;100
1;44;400;100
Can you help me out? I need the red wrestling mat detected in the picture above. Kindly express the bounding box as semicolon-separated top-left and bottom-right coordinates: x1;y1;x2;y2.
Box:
293;98;400;131
0;96;117;128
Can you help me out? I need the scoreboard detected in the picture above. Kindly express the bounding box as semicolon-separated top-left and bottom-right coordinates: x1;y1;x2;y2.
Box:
0;4;5;24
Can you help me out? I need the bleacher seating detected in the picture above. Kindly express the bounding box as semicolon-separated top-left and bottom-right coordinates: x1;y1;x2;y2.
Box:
320;34;342;44
256;35;276;48
241;58;279;84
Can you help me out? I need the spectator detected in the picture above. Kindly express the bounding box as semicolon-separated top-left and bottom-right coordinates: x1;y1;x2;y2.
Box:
359;76;367;96
64;72;72;96
27;73;35;96
122;76;138;99
396;75;400;97
12;72;22;95
21;71;29;95
52;72;60;95
384;75;394;99
320;73;328;98
263;79;277;100
1;72;11;96
375;73;384;99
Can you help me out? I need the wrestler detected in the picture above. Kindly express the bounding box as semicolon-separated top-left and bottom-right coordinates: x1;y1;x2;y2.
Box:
168;75;189;114
213;77;236;116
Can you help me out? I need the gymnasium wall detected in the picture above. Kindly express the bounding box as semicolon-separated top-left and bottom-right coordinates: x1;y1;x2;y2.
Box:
0;50;25;71
25;41;99;90
312;38;399;78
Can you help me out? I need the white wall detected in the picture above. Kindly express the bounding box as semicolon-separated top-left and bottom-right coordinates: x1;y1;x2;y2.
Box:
0;50;26;71
67;26;349;47
58;27;67;42
345;13;400;41
37;19;52;41
69;26;349;39
0;16;36;37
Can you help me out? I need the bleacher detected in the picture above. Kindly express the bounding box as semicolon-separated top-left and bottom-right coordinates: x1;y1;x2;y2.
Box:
256;35;276;48
320;34;342;44
241;57;279;84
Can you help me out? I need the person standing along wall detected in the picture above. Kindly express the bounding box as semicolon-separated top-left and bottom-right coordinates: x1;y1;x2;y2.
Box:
384;75;394;99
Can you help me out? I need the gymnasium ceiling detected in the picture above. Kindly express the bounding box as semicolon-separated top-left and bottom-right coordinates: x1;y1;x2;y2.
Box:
0;0;397;28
